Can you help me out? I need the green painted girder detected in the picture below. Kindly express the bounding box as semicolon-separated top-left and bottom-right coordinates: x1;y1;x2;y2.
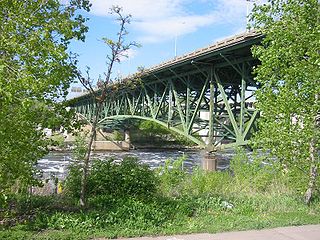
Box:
74;68;259;148
98;115;205;147
72;46;261;149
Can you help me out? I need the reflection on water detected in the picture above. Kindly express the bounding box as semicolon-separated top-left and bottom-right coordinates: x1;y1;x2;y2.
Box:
37;149;236;179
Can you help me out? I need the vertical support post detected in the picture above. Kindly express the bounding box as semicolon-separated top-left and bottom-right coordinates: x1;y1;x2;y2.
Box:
208;67;215;147
168;83;173;127
142;95;145;116
239;64;246;135
154;84;157;109
143;86;155;118
186;77;191;133
88;101;93;121
171;80;186;132
187;76;209;133
214;69;240;140
154;85;168;119
85;104;88;118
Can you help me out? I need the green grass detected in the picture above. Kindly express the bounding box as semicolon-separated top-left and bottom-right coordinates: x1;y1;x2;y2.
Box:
1;195;319;239
1;150;319;239
1;196;319;240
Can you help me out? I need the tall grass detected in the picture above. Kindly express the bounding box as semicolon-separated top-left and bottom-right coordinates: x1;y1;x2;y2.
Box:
1;148;319;240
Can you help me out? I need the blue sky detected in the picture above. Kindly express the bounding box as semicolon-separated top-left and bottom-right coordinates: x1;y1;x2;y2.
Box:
68;0;258;95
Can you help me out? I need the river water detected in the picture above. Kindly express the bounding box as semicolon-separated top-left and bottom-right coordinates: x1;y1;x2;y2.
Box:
37;149;235;180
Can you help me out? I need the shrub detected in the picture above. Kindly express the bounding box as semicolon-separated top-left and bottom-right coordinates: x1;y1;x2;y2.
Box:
182;167;231;196
49;134;65;148
157;156;187;197
112;130;123;141
64;156;158;201
229;147;290;195
131;120;196;146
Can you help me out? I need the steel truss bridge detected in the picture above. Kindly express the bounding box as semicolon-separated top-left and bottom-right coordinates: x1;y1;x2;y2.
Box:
70;32;262;149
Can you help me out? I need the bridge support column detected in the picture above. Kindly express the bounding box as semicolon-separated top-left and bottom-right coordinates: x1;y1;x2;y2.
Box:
208;67;215;151
202;152;217;171
124;129;130;144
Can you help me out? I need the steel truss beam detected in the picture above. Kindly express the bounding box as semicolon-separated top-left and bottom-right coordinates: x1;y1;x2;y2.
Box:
72;57;259;149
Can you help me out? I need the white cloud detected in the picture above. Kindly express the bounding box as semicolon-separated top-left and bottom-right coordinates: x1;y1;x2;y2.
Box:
118;48;137;62
89;0;183;19
89;0;258;43
135;14;218;43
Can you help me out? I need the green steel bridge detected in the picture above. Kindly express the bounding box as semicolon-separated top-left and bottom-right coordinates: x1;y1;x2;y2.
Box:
70;31;262;150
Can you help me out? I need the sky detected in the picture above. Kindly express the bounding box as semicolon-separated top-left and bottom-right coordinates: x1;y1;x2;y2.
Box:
68;0;259;96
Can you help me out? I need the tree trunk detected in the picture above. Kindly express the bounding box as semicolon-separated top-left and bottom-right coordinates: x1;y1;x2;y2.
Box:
79;121;96;207
76;8;137;207
305;93;319;205
79;102;101;207
305;140;318;205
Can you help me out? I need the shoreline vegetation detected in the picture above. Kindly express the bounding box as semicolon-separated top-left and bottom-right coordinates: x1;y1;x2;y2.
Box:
1;149;319;240
1;1;319;239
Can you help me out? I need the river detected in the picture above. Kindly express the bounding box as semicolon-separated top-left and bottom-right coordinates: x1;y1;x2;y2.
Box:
36;149;236;180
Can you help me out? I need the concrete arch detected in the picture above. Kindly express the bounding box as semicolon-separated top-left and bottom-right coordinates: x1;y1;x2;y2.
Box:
98;115;205;147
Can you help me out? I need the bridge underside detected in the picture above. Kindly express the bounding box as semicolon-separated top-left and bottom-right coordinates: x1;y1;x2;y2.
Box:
72;33;261;149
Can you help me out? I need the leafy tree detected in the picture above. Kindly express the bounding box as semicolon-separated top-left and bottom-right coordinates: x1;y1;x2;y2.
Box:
76;6;139;207
0;0;90;201
250;0;319;204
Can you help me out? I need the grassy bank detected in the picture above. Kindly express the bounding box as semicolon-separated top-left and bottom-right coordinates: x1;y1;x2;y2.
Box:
1;150;319;239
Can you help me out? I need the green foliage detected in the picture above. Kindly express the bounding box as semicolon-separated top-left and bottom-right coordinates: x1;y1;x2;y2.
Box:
1;152;320;239
112;130;124;141
139;120;171;135
182;167;230;196
229;148;287;194
0;0;90;201
131;120;195;146
250;0;320;202
49;135;65;148
72;134;88;161
64;156;158;200
157;156;188;196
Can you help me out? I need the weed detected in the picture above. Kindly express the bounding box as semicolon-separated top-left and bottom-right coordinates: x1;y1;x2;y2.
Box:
1;150;320;239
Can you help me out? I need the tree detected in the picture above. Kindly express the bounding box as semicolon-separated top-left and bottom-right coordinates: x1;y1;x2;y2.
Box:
76;6;139;207
0;0;90;201
250;0;319;204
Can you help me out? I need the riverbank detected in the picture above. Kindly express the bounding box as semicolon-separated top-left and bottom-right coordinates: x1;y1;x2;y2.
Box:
1;150;319;240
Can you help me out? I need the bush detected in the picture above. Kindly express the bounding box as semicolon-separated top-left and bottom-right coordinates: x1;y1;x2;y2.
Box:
112;130;123;141
157;148;292;199
49;134;65;148
28;196;194;234
131;120;196;146
182;167;231;196
229;148;291;195
2;153;320;238
64;156;158;201
157;156;187;197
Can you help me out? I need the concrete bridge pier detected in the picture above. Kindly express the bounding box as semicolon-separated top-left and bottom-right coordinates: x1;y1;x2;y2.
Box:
124;129;130;144
202;151;217;171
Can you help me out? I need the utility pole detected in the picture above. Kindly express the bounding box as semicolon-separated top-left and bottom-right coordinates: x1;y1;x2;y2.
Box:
174;21;186;59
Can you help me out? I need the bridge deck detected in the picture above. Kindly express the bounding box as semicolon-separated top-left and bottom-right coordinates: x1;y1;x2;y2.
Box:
70;31;262;149
72;31;261;100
